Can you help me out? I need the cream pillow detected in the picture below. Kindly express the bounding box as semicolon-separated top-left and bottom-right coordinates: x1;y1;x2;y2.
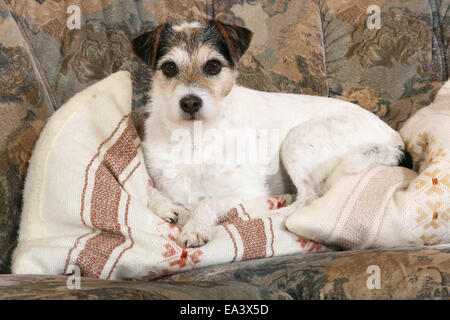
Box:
286;81;450;250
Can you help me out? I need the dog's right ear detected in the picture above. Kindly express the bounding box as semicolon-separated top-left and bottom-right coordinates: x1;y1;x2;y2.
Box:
132;24;165;69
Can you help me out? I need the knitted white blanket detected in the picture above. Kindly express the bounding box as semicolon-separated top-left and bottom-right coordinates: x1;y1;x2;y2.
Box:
12;71;449;280
11;71;324;280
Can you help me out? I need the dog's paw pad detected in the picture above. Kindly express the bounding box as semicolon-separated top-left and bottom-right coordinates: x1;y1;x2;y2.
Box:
158;210;179;224
169;217;177;224
178;223;210;248
152;204;189;224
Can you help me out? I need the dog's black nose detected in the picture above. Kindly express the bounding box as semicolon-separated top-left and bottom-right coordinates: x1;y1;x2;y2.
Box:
180;95;202;115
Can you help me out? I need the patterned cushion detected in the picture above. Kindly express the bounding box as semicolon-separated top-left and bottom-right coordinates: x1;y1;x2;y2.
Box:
321;0;447;129
0;0;54;273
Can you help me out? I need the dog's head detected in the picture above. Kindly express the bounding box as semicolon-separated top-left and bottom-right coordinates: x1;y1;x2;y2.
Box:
132;20;252;126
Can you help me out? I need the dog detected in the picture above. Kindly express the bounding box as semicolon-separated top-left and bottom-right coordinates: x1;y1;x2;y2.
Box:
132;19;412;248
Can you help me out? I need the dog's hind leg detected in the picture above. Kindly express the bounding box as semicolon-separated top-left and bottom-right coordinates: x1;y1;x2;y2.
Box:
269;121;338;217
269;116;405;218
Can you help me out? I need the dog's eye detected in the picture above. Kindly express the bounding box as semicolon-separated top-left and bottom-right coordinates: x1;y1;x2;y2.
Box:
161;62;178;78
204;60;222;76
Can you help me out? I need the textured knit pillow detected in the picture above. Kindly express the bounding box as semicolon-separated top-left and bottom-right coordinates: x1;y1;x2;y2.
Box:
285;81;450;250
12;71;324;280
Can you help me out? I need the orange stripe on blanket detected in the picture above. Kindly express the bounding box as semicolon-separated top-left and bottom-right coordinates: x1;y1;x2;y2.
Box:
66;118;139;278
64;115;130;274
219;206;268;262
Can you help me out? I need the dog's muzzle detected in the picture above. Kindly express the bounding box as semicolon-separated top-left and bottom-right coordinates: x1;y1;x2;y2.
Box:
180;95;202;118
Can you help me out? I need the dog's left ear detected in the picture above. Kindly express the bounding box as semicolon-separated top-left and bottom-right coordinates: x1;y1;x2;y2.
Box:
132;24;165;69
213;20;253;66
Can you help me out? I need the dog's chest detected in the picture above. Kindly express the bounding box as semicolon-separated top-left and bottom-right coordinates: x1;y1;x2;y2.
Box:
177;163;242;201
146;141;269;205
165;162;267;205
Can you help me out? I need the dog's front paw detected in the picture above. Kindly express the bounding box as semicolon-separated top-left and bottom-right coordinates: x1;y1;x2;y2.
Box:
152;202;189;224
178;220;211;248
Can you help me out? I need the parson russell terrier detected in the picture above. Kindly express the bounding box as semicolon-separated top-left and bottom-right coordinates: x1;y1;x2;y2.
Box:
131;20;412;248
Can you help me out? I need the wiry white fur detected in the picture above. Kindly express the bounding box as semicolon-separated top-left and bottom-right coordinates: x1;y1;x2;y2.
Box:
143;50;405;248
172;21;203;32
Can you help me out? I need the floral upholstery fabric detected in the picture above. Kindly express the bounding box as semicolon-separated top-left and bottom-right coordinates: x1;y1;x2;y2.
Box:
321;0;447;129
0;275;291;300
1;246;448;299
0;0;54;273
164;246;450;300
0;0;449;298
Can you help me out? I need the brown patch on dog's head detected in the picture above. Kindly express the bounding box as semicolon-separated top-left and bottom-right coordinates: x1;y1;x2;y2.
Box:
132;19;253;68
132;20;252;98
132;20;253;124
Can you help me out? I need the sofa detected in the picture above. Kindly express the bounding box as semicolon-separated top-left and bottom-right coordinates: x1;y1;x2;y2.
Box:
0;0;449;300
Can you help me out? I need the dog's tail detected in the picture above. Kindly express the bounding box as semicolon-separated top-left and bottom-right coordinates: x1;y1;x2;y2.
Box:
398;149;413;170
341;144;413;174
326;143;413;189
